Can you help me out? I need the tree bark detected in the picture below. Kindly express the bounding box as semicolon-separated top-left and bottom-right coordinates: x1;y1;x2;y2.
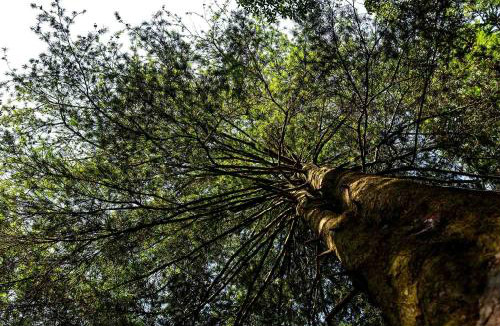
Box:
296;165;500;326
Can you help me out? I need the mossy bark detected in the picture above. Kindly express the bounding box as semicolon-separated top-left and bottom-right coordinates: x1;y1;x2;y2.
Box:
296;165;500;326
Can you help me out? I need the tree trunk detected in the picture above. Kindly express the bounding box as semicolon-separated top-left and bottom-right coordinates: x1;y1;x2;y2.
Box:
296;165;500;326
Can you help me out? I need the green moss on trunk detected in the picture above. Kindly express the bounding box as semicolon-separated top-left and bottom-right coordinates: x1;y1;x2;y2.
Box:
297;166;500;326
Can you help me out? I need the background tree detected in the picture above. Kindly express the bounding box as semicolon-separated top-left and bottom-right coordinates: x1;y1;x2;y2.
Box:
0;1;499;325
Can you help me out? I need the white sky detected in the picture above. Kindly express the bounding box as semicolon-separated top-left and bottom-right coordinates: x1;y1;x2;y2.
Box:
0;0;210;77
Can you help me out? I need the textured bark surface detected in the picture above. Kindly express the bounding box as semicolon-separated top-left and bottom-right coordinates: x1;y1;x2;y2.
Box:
296;165;500;326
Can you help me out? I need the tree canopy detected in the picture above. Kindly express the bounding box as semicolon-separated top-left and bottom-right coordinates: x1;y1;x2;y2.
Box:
0;0;499;325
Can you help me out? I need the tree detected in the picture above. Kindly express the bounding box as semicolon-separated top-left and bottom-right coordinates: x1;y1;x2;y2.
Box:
0;1;499;325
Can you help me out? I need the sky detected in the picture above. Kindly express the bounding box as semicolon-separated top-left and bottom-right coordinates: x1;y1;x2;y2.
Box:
0;0;210;77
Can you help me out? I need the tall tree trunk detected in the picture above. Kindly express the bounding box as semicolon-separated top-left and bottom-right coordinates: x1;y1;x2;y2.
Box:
296;165;500;326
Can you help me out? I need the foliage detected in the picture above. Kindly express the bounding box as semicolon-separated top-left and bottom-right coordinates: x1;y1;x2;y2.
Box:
0;0;499;325
237;0;319;21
